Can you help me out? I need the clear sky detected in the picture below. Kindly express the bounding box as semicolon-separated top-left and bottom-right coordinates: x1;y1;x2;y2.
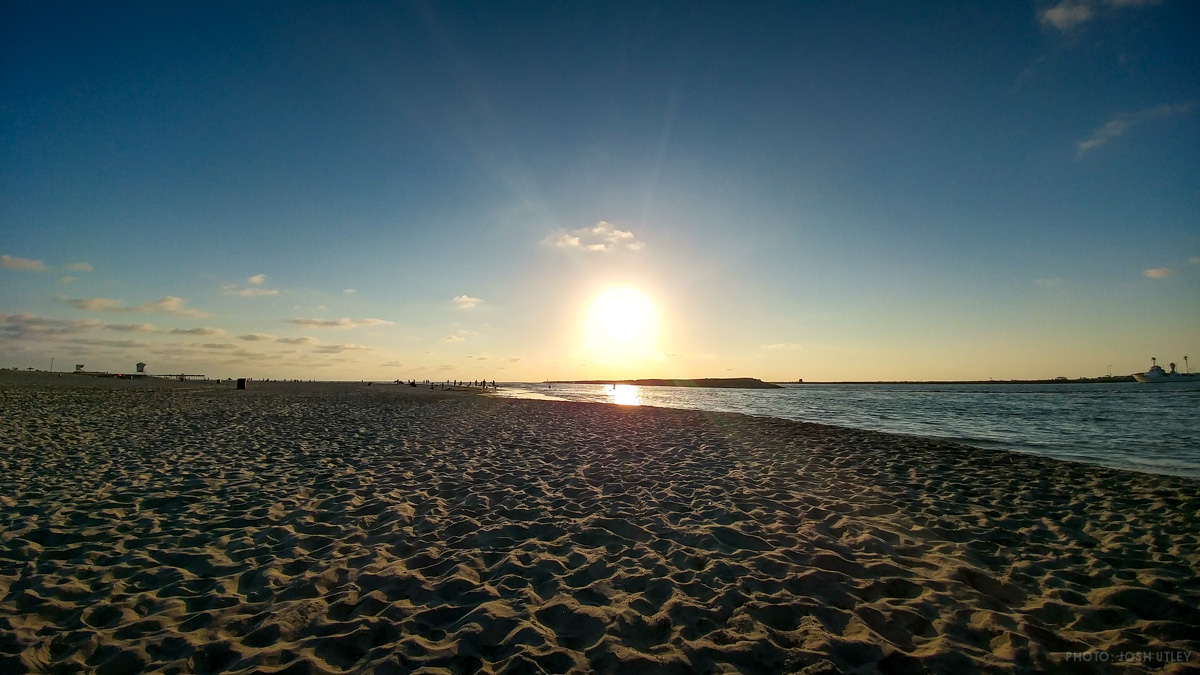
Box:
2;1;1197;382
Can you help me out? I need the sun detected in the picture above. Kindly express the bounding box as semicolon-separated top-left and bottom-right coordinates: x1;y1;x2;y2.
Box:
590;287;654;342
582;286;659;369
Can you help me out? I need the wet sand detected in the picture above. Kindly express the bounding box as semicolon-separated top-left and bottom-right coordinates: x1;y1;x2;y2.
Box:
1;374;1197;673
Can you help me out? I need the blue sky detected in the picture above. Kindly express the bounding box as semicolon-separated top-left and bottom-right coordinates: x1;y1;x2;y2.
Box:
2;1;1197;381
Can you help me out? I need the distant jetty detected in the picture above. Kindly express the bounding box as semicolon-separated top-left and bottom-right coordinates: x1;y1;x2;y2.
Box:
547;377;781;389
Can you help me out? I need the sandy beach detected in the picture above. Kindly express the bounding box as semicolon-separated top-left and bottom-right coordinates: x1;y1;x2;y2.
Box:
1;373;1197;674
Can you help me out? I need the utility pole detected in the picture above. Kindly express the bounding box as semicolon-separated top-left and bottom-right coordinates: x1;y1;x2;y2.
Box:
50;357;54;373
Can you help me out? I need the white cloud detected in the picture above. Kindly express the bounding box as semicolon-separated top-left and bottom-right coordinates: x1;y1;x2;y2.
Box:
1189;257;1200;265
1;254;47;271
238;333;277;341
763;343;804;351
247;274;267;285
1039;1;1093;31
1142;267;1173;278
543;231;580;248
168;327;227;336
541;221;644;253
443;334;465;343
453;294;483;309
343;288;357;295
1077;102;1195;157
286;317;393;328
66;262;93;272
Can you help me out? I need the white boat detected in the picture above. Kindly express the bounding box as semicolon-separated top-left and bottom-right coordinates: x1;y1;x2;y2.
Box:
1133;357;1195;383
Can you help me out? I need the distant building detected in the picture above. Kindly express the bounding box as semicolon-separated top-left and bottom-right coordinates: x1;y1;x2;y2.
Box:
75;364;85;373
136;362;147;373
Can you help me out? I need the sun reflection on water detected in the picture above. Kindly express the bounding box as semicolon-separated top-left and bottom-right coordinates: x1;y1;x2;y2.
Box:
607;384;642;406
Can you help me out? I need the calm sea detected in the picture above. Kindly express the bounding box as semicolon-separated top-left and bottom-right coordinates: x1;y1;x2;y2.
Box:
497;381;1200;478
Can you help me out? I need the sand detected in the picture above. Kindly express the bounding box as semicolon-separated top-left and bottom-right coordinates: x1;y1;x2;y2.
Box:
1;374;1197;674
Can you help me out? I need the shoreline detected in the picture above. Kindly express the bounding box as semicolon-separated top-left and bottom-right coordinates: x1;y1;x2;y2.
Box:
2;377;1198;672
500;380;1200;481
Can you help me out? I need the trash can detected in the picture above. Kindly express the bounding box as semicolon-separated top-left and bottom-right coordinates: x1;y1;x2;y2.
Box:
237;378;247;390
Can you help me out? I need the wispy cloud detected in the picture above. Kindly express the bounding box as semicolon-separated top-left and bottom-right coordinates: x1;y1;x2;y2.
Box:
1143;267;1174;278
222;283;279;297
313;343;368;354
168;327;227;336
276;336;319;345
199;342;237;351
1040;0;1160;32
64;296;208;317
61;338;150;350
443;334;465;343
60;276;78;285
286;317;393;328
763;343;804;351
453;294;483;309
343;288;357;295
1;254;47;271
66;297;123;311
541;221;644;253
232;287;280;297
0;314;102;338
221;274;279;297
237;333;277;341
1039;1;1093;31
104;323;158;333
66;262;93;272
1190;257;1200;265
380;360;403;367
133;297;208;318
1076;103;1195;157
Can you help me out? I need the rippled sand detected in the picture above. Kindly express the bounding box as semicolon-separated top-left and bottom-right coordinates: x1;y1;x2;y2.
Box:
1;375;1197;673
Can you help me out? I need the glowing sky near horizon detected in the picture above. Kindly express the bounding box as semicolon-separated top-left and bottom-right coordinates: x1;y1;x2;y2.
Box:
2;1;1197;381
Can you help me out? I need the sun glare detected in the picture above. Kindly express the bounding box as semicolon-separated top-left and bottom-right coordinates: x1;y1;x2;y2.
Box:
594;287;651;341
584;287;658;364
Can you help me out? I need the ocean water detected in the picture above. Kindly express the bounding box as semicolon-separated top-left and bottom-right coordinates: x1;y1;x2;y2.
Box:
497;381;1200;478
